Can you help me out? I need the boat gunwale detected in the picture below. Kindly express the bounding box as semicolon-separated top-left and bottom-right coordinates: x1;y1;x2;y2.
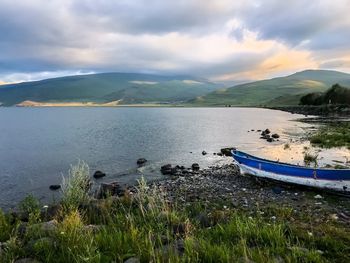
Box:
232;150;350;172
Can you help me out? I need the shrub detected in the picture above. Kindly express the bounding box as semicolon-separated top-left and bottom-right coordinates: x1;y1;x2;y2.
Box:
61;160;91;211
0;209;12;242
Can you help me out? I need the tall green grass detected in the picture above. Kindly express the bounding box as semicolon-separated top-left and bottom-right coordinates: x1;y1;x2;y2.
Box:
61;160;91;211
0;164;350;262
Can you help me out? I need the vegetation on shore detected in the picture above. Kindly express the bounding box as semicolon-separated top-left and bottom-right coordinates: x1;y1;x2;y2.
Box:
300;84;350;106
1;163;350;262
310;122;350;149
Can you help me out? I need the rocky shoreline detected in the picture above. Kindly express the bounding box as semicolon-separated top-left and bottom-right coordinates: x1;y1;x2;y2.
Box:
270;104;350;116
150;162;350;224
12;151;350;225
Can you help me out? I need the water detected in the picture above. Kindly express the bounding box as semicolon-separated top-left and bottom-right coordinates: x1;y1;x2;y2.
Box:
0;107;349;209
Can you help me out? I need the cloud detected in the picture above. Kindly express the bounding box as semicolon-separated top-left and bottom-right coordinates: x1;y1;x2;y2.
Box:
0;0;349;83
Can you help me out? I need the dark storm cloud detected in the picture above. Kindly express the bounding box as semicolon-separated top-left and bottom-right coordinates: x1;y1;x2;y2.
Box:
0;0;349;83
237;0;350;49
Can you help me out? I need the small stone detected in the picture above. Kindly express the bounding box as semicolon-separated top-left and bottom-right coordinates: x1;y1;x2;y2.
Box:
83;224;103;233
220;147;236;156
330;214;339;220
191;163;200;171
14;258;41;263
124;258;140;263
272;186;283;194
202;151;207;155
196;213;211;228
273;256;285;263
95;182;125;198
136;158;147;165
38;220;58;232
49;185;61;190
93;171;106;179
314;194;323;199
161;164;172;175
271;133;280;139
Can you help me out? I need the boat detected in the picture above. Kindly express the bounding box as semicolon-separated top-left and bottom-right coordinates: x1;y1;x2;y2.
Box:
231;150;350;193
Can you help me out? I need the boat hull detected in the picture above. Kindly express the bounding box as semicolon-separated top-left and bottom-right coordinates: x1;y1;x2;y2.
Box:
232;150;350;193
239;163;350;192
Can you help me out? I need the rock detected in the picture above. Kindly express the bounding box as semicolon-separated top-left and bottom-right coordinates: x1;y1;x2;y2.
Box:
272;186;283;194
272;133;280;139
170;167;182;176
93;171;106;179
80;200;105;220
124;258;140;263
338;212;350;221
136;158;147;165
217;152;223;156
220;147;235;156
17;222;28;237
83;224;103;233
161;164;172;175
95;182;125;199
273;256;285;263
14;258;41;263
202;151;207;155
266;138;274;142
191;163;200;171
172;223;189;236
158;239;186;257
264;129;271;134
238;257;256;263
49;185;61;190
314;194;323;199
330;214;339;220
41;204;60;221
26;237;54;254
36;220;58;232
195;213;211;228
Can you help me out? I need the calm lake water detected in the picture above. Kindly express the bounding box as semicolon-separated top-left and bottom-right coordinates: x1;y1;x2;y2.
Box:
0;107;349;209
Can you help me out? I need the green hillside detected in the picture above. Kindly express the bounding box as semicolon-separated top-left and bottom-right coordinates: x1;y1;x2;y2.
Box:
0;73;219;106
191;70;350;106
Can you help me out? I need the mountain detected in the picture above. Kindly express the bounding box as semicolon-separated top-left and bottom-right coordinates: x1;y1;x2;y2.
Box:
0;73;220;106
191;70;350;106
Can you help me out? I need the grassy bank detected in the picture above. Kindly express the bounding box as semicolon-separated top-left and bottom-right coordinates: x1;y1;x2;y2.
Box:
1;164;350;262
310;122;350;149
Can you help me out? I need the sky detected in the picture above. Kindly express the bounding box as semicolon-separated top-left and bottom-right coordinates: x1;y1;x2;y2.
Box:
0;0;350;84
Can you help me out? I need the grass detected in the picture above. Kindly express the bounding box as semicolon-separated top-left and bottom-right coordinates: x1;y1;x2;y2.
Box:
1;163;350;262
310;122;350;148
61;160;91;211
303;152;318;167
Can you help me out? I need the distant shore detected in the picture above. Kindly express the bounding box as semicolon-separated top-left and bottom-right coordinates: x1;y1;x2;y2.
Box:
15;100;174;107
270;104;350;116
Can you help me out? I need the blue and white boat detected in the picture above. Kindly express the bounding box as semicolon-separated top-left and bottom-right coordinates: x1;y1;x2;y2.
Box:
232;150;350;193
